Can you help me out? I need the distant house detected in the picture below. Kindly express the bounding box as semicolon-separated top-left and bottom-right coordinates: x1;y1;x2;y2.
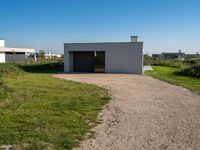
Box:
64;36;143;74
153;50;185;60
0;38;35;63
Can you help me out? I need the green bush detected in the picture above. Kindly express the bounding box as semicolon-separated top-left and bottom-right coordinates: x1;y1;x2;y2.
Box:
177;62;200;78
144;56;188;69
152;60;188;69
144;56;200;78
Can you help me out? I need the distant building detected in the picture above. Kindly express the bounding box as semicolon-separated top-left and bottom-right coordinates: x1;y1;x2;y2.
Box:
152;54;162;58
0;38;35;63
153;50;185;60
45;52;63;59
144;52;153;57
185;52;200;58
161;50;185;60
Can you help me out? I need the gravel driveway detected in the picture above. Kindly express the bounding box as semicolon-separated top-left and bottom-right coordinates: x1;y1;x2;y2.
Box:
54;74;200;150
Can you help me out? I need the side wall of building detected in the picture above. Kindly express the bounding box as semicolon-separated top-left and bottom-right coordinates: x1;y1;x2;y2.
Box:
64;42;143;74
105;43;143;73
0;52;5;63
0;39;5;47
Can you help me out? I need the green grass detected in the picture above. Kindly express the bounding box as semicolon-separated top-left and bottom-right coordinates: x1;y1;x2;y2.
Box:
145;66;200;93
0;64;110;150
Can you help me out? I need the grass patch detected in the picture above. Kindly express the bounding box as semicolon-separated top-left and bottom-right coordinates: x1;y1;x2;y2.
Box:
0;64;110;149
145;66;200;93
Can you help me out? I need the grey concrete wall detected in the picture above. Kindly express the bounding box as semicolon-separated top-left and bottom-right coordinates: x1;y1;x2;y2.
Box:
69;52;73;72
5;52;25;64
64;42;143;74
64;50;69;72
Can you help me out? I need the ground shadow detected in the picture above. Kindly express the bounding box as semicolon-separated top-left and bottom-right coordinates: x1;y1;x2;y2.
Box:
20;62;64;73
173;71;200;79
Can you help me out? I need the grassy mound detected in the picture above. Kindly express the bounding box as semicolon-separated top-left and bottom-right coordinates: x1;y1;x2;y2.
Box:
0;64;23;100
0;63;110;149
0;63;22;77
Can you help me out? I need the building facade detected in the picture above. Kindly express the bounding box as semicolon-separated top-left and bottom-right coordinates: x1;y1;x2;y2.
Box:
0;38;35;63
64;36;143;74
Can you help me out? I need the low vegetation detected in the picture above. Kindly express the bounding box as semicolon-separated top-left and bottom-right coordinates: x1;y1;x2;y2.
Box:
176;62;200;78
146;66;200;93
144;55;200;93
0;63;110;150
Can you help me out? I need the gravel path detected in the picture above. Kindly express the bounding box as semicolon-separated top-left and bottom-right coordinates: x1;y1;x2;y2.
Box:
54;74;200;150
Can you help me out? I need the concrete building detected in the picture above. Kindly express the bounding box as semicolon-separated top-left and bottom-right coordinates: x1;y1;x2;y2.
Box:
185;52;200;58
0;38;35;63
45;52;63;59
161;50;185;60
64;36;143;74
153;50;185;60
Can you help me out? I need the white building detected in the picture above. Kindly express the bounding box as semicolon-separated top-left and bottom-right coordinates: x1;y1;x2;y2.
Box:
0;38;35;63
45;52;63;59
64;36;143;74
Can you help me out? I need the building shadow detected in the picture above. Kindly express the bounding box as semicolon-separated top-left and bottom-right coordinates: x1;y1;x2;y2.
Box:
20;62;64;73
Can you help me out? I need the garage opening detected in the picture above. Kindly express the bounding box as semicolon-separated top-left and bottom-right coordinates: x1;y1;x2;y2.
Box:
73;51;105;73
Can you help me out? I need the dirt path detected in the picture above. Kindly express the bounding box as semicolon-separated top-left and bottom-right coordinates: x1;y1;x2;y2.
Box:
54;74;200;150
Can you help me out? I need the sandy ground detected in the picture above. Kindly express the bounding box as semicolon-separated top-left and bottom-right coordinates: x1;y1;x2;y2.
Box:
54;74;200;150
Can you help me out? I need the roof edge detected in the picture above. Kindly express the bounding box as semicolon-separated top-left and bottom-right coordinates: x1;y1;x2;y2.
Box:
64;42;143;44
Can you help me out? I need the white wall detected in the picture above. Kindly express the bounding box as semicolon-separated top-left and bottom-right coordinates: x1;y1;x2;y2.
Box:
64;42;143;74
105;43;143;73
0;39;5;47
0;52;5;63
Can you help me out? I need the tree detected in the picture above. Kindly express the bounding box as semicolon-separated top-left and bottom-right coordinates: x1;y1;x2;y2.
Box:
39;49;45;58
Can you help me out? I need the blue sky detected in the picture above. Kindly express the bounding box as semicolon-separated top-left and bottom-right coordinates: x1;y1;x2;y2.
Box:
0;0;200;54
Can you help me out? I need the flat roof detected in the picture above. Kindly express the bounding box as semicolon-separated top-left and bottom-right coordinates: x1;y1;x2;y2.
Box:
0;47;35;53
64;42;143;45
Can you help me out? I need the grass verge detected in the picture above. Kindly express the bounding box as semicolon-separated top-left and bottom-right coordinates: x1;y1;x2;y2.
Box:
145;66;200;94
0;64;110;150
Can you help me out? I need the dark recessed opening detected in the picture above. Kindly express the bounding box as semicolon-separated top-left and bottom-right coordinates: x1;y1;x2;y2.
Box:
73;51;105;73
94;51;105;73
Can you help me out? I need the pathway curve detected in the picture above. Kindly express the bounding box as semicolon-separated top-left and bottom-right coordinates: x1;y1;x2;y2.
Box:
54;74;200;150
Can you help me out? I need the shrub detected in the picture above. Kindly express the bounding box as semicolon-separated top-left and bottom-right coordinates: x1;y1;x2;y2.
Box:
152;60;188;69
176;62;200;78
